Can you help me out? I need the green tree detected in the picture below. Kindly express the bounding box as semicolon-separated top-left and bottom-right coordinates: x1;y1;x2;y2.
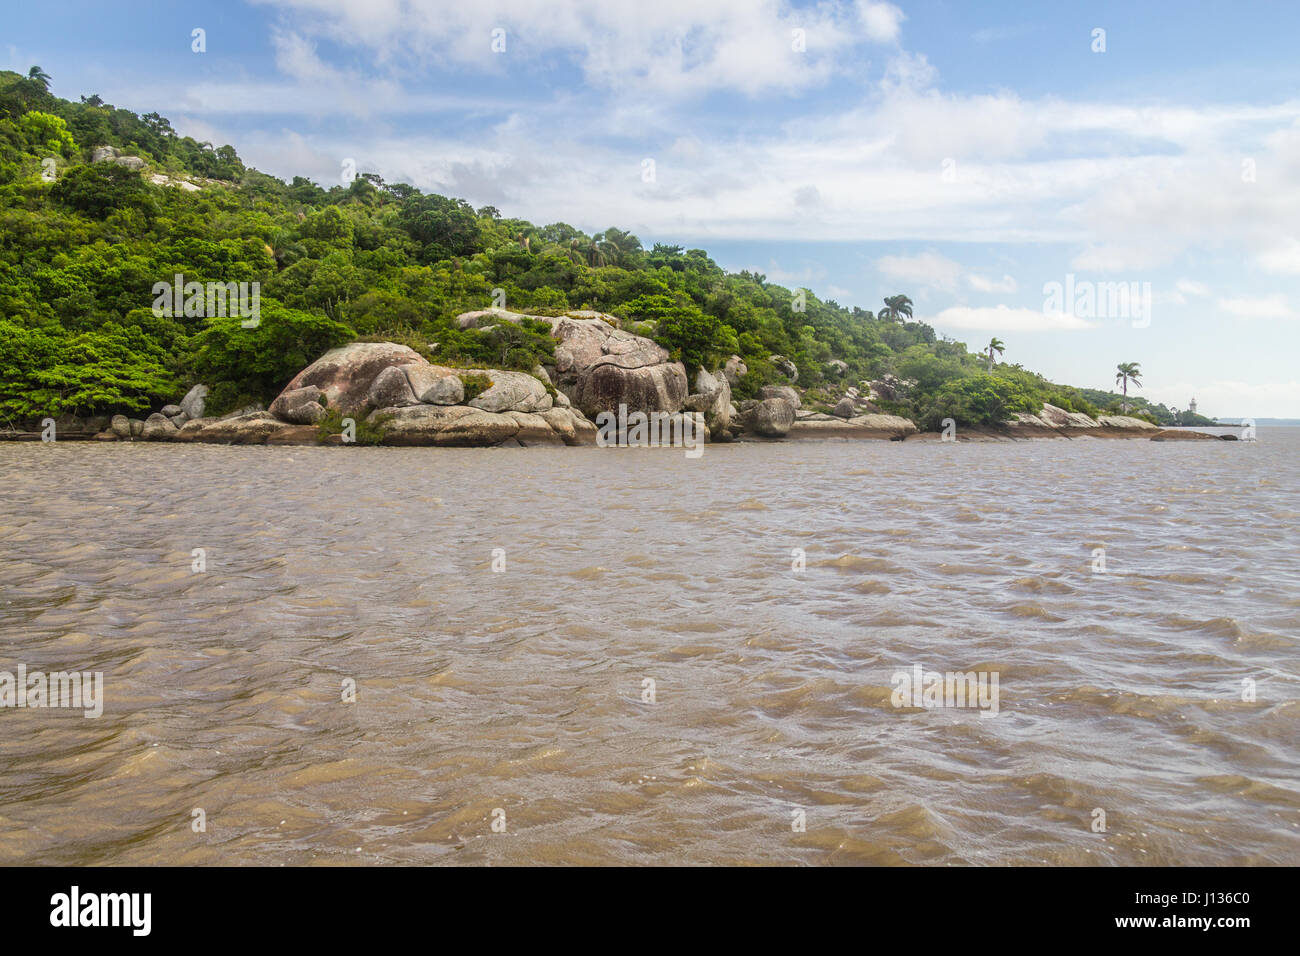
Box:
880;294;913;322
624;293;730;374
185;301;355;407
26;66;51;94
19;110;77;156
1115;361;1142;412
985;337;1005;370
398;194;482;264
49;162;154;218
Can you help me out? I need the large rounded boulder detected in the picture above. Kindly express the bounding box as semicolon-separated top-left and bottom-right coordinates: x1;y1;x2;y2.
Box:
454;308;689;418
278;342;427;416
573;360;688;419
269;385;328;424
747;398;795;438
684;368;732;439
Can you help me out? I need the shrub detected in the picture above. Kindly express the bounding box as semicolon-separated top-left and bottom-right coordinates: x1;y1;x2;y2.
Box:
315;407;387;445
459;371;493;402
185;300;354;405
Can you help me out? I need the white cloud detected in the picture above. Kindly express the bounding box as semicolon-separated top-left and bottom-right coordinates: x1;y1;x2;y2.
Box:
932;305;1096;332
1175;278;1210;297
252;0;875;97
967;273;1018;294
1217;294;1296;320
876;251;964;290
858;2;905;43
1255;237;1300;274
153;1;1300;258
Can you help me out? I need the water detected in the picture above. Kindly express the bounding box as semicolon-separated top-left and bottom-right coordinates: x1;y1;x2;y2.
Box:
1;430;1297;865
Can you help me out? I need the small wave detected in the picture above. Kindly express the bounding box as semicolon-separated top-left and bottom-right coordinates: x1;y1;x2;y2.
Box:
815;554;903;574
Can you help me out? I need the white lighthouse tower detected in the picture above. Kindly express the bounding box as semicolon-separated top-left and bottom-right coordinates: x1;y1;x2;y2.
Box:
1189;396;1198;415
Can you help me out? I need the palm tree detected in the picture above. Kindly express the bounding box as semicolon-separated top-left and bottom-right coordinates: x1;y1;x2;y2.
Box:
1115;362;1143;412
985;337;1005;371
568;236;607;268
266;228;306;271
597;227;642;268
26;66;51;93
880;294;913;322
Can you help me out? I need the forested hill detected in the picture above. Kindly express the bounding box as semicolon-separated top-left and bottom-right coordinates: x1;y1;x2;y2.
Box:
1;68;1165;427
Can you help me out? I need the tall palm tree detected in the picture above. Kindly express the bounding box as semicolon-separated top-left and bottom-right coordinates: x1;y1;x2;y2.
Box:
1115;362;1143;412
26;66;51;93
985;337;1005;371
880;294;913;322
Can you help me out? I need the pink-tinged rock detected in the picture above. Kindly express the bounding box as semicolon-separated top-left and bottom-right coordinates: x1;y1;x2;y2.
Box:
270;385;327;424
366;365;419;409
464;369;552;413
280;342;428;415
574;360;687;419
404;364;464;405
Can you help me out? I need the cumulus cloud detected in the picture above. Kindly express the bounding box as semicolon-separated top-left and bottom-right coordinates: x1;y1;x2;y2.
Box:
876;251;964;290
251;0;876;97
967;273;1018;294
932;305;1096;332
159;0;1300;264
876;253;1018;297
1217;294;1296;320
858;2;906;43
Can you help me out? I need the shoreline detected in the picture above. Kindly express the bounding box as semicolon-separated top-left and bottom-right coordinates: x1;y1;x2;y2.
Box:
1;316;1245;448
0;423;1243;445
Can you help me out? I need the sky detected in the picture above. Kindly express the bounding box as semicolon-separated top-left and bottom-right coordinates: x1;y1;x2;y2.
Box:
6;0;1300;417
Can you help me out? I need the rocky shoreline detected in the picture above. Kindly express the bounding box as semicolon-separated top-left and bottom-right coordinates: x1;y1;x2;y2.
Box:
1;307;1235;447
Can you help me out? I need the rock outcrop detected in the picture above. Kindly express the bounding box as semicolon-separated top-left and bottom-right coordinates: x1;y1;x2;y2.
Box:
179;384;208;420
456;308;689;419
365;365;420;409
269;385;328;424
759;385;801;409
366;404;594;447
405;365;463;405
190;339;594;447
464;369;552;414
1150;428;1224;441
788;414;918;441
746;398;796;438
684;368;733;440
769;354;798;382
280;342;427;415
140;413;178;441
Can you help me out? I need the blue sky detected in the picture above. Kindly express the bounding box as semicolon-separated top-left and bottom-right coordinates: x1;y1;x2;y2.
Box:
7;0;1300;416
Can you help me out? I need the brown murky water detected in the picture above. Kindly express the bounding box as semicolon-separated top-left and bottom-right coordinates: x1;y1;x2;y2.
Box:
2;431;1298;865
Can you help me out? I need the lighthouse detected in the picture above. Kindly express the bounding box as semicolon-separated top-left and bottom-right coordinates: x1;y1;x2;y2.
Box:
1189;396;1198;415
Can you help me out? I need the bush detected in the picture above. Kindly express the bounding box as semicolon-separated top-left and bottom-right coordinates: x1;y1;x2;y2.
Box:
185;300;354;405
459;371;493;402
50;162;154;219
316;407;387;445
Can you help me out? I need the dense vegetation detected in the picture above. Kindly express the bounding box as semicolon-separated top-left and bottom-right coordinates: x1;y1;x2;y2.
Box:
0;69;1186;428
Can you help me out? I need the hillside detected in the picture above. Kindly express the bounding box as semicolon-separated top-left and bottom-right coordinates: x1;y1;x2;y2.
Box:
0;68;1156;429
